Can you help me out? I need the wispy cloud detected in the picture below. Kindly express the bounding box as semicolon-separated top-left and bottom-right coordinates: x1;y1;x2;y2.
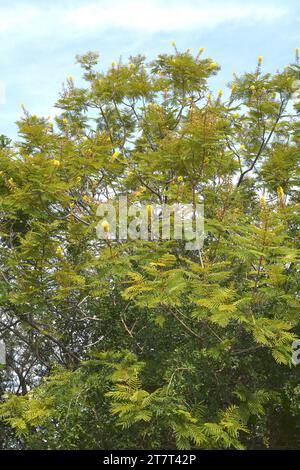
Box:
0;1;287;38
0;5;38;33
64;1;286;33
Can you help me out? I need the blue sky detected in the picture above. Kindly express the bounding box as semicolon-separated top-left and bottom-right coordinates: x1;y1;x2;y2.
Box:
0;0;299;138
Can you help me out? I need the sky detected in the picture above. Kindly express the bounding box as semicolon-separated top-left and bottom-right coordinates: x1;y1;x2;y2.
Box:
0;0;299;138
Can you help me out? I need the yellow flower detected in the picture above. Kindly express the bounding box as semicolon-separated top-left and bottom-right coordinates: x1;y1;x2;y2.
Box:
112;150;120;161
250;85;255;91
260;196;267;209
199;47;204;54
177;175;183;183
111;60;116;67
129;63;135;69
231;84;237;92
240;144;246;150
277;186;285;200
7;178;16;190
69;202;75;209
139;186;146;193
209;62;218;70
82;195;90;203
75;176;81;184
56;246;64;258
207;93;212;101
52;159;60;167
171;40;176;47
101;220;109;233
67;75;73;81
134;191;142;198
218;90;223;97
258;56;263;65
146;204;153;217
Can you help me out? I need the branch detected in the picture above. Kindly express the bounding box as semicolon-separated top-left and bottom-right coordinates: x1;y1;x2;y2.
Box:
166;305;202;343
236;99;286;187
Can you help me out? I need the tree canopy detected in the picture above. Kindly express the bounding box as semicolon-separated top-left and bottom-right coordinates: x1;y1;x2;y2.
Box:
0;46;300;449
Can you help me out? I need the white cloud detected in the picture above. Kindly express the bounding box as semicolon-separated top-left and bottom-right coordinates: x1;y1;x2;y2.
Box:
0;1;287;38
64;1;286;33
0;5;39;33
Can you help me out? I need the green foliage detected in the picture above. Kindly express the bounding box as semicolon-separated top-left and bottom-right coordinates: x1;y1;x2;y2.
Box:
0;47;300;449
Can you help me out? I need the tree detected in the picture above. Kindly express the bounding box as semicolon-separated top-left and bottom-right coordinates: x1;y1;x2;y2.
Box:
0;46;299;449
